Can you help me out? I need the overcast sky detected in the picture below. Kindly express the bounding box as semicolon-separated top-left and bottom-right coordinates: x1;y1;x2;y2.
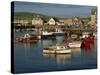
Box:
13;1;96;18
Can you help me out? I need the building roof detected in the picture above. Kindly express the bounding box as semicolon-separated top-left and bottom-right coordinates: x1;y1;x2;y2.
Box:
53;17;60;22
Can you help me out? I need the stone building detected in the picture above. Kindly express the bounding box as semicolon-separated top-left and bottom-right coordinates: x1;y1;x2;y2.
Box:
63;16;82;26
72;16;82;26
88;8;97;25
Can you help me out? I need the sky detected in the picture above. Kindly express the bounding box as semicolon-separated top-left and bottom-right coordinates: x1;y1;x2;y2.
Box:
13;1;96;18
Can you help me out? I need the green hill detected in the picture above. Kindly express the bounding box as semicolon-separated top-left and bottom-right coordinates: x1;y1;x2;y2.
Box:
14;12;54;21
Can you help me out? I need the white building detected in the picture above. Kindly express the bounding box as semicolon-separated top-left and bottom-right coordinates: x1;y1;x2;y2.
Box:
48;18;56;25
48;18;65;25
32;17;44;25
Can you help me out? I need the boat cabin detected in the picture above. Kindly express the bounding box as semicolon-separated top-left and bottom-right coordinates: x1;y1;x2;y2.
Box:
56;45;69;50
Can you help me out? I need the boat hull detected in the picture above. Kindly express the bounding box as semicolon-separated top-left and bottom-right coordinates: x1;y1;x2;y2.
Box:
68;41;82;48
53;33;65;36
43;49;71;54
38;35;56;39
15;37;37;43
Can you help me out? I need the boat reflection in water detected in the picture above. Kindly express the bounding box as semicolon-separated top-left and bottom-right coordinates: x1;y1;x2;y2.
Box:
23;43;31;49
14;31;97;73
43;53;71;64
23;43;32;57
71;48;81;56
43;48;82;64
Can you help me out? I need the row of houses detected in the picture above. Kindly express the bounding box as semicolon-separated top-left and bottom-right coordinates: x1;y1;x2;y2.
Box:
63;16;83;26
14;16;87;26
64;8;97;26
14;17;65;26
13;16;84;26
13;8;97;26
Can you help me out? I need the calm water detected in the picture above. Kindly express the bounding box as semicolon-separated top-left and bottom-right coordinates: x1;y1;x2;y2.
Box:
14;32;97;73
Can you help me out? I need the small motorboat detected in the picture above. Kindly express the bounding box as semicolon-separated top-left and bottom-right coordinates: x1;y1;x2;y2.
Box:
15;33;38;43
43;44;71;54
68;41;82;48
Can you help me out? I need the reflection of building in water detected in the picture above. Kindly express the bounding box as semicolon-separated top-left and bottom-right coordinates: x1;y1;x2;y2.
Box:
42;40;51;48
43;54;71;64
23;43;31;59
23;43;31;50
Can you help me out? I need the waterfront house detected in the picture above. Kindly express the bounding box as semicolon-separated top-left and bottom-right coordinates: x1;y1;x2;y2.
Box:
56;20;65;25
48;18;56;25
48;18;65;25
32;17;44;25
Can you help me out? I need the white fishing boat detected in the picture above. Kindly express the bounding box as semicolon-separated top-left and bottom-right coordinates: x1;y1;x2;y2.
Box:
68;41;82;48
43;44;71;54
53;28;64;35
43;53;71;64
38;31;56;39
42;31;53;35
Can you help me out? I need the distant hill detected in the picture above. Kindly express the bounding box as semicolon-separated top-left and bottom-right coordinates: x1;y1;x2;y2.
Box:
14;12;90;23
14;12;60;21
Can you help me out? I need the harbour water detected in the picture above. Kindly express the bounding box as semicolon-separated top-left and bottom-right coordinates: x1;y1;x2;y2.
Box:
14;31;97;73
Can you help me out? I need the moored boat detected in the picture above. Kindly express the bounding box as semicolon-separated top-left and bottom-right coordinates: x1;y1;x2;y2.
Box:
68;41;82;48
52;29;65;36
38;31;56;39
82;32;90;38
15;33;38;43
81;36;95;50
43;44;71;54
